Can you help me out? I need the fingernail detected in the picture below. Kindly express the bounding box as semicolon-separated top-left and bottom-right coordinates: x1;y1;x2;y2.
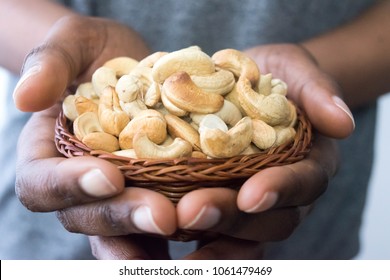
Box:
131;206;166;235
182;205;221;230
13;64;42;99
332;96;355;130
79;168;117;197
245;192;278;213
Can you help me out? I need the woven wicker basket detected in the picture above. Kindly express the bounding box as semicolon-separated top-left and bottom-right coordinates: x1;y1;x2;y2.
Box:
55;108;313;241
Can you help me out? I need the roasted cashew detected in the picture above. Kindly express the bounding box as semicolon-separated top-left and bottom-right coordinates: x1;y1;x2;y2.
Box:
257;73;273;96
72;111;119;152
237;77;291;126
274;126;296;147
103;56;139;77
160;88;188;116
138;51;168;68
162;71;224;114
73;112;119;152
62;95;78;121
212;48;260;87
143;82;161;107
74;96;98;115
75;82;98;99
165;114;201;151
190;68;235;95
91;66;118;97
271;78;288;96
132;133;192;159
118;109;167;149
199;116;252;158
98;86;130;136
190;99;242;127
120;99;148;119
152;46;215;84
115;74;142;103
82;132;119;153
251;119;277;150
112;149;138;158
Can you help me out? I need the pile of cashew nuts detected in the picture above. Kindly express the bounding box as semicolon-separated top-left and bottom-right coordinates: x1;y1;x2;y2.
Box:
63;46;298;160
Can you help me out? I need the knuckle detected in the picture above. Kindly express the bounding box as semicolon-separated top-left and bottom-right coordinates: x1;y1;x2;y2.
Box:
56;210;79;233
14;174;42;212
103;204;132;235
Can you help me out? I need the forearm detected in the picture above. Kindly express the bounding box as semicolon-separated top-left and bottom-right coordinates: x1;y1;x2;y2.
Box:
302;0;390;109
0;0;76;73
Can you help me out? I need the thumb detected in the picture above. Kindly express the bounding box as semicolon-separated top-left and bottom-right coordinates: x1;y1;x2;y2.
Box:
12;16;101;112
13;44;77;112
297;74;355;139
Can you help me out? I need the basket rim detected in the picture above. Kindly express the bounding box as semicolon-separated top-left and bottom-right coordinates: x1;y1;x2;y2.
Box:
55;107;313;178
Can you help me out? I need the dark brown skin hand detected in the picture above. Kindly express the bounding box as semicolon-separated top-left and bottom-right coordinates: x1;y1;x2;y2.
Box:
14;13;353;259
14;15;177;259
177;44;352;259
88;44;353;259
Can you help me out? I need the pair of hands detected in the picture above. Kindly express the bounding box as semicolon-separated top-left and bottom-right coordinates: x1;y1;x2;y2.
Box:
13;15;354;259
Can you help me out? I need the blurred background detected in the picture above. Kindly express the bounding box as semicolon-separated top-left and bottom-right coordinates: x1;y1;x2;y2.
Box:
0;67;388;259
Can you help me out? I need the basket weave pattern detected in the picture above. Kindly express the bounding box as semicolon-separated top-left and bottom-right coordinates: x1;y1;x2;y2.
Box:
55;109;312;241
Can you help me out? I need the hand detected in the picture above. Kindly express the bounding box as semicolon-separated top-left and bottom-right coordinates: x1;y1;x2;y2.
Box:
14;15;176;259
89;44;354;259
179;44;353;258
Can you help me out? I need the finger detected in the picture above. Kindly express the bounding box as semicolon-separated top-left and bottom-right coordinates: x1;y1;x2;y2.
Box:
13;15;150;112
295;73;355;139
13;16;104;112
184;236;264;260
237;135;337;213
89;235;170;260
177;188;305;242
57;187;177;237
246;45;355;139
15;105;124;211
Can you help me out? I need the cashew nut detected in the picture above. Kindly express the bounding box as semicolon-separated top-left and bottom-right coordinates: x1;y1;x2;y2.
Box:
152;46;215;84
115;74;142;103
199;116;252;158
274;126;296;147
143;82;161;107
62;95;78;121
224;83;246;115
129;66;153;94
165;114;201;151
112;149;138;158
75;82;98;99
91;66;118;97
198;114;228;135
190;99;242;127
103;56;139;77
257;73;273;96
160;88;188;116
98;86;130;136
271;78;288;96
190;68;235;95
73;112;103;141
138;51;168;68
212;48;260;86
287;100;298;127
240;144;261;155
162;71;224;114
74;96;98;115
72;111;119;152
251;119;276;150
82;132;119;152
237;77;291;126
132;133;192;159
120;99;148;119
118;109;167;149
